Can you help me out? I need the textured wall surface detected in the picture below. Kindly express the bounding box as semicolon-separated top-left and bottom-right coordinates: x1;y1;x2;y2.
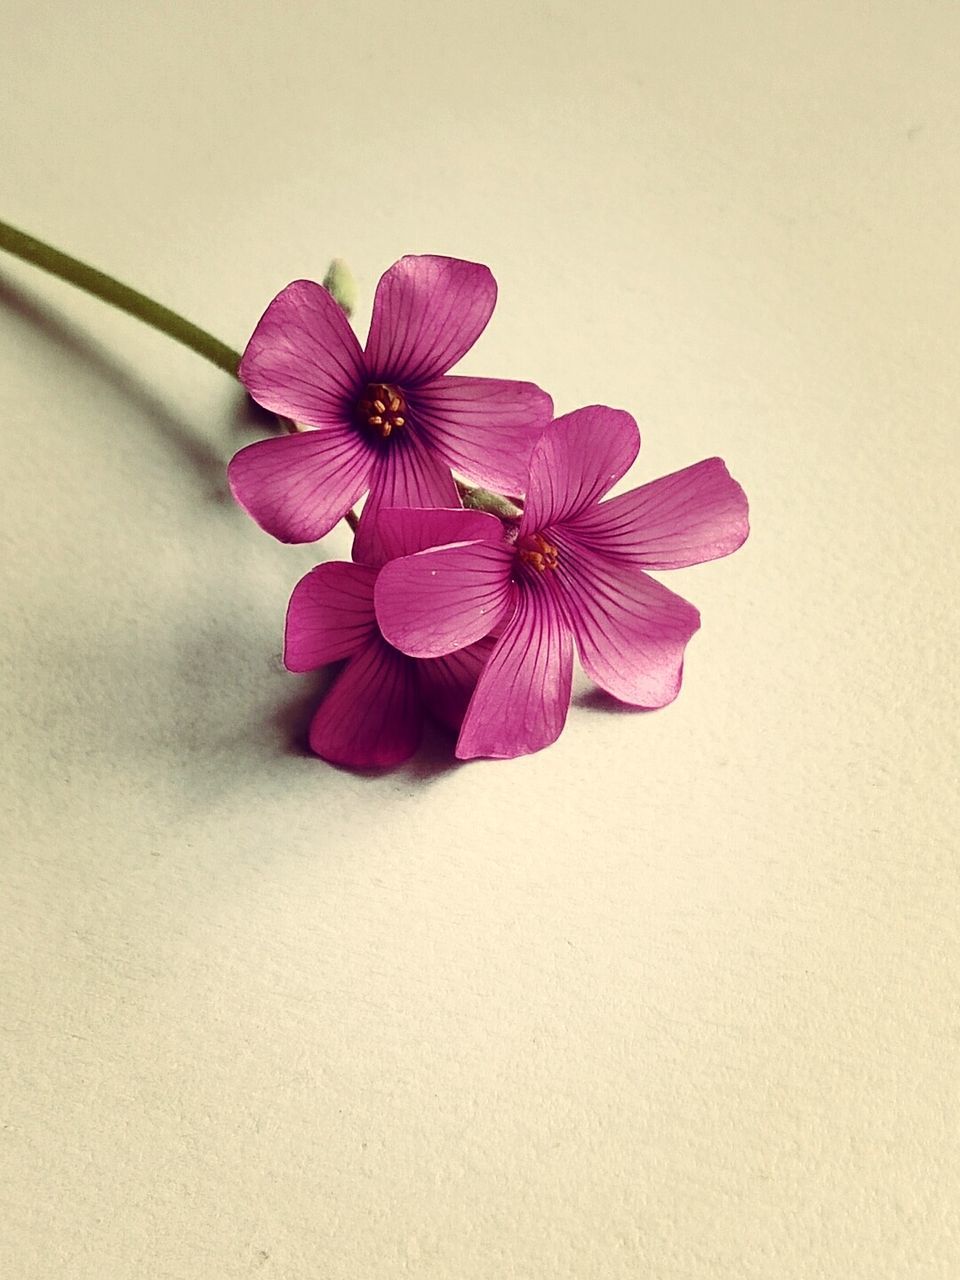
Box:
1;2;958;1276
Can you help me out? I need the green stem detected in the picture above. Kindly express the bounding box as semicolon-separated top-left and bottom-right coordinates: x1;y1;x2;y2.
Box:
0;217;242;375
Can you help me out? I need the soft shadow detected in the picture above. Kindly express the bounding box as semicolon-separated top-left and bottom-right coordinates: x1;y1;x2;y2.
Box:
0;271;241;496
270;668;338;758
401;720;469;782
574;686;659;716
233;393;281;440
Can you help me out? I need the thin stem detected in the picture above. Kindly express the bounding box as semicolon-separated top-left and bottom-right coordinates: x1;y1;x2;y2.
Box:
0;217;242;375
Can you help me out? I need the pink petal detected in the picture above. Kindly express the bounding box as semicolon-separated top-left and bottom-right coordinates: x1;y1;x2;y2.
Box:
284;562;378;672
556;537;701;707
456;585;574;760
309;637;421;769
364;256;497;385
522;406;640;531
417;638;496;733
239;279;366;423
563;457;749;569
352;436;460;564
371;506;505;567
408;375;553;492
228;426;374;544
375;539;516;658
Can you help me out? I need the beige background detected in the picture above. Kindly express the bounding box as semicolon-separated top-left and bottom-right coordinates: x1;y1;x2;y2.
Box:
1;2;958;1276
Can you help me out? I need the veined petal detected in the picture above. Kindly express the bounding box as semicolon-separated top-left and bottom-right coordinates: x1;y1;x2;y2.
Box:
239;279;366;423
352;437;460;564
372;507;505;567
375;539;516;658
564;457;749;568
309;637;421;769
284;562;378;671
409;375;553;492
228;426;374;544
556;537;701;707
522;406;640;531
417;638;495;733
364;256;497;385
456;584;574;760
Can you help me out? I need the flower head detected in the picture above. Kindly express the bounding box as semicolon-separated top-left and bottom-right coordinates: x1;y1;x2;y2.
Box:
374;406;749;759
284;507;500;768
228;256;553;561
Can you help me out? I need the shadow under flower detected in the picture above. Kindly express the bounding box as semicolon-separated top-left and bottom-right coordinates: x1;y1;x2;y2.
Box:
232;391;283;440
270;667;339;758
574;685;661;716
402;721;470;782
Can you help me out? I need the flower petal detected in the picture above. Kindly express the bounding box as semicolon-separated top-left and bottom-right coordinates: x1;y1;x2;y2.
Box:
239;279;366;423
309;637;421;769
364;256;497;385
522;406;640;531
409;375;553;492
371;506;505;567
563;457;749;568
417;638;495;733
228;426;374;544
284;562;378;672
456;584;574;760
556;537;701;707
375;539;516;658
352;436;460;564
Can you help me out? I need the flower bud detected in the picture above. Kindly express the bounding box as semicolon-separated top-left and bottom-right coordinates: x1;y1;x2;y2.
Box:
322;258;357;318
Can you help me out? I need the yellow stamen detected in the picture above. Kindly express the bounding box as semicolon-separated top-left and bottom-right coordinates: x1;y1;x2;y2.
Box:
518;532;560;572
356;382;407;439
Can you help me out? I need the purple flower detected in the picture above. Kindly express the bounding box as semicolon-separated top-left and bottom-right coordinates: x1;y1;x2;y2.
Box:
374;406;749;759
229;255;553;561
284;508;500;769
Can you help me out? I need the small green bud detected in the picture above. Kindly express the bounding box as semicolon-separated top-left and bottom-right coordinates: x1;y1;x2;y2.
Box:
458;483;522;521
322;258;357;319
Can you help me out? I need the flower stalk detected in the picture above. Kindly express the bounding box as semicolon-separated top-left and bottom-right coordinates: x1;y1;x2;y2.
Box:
0;217;242;375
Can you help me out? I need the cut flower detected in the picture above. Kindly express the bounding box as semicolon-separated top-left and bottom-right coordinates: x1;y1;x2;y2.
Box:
374;406;749;759
229;255;553;560
284;507;501;768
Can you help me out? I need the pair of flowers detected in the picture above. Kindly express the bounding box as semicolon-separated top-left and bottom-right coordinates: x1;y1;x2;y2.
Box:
229;255;749;766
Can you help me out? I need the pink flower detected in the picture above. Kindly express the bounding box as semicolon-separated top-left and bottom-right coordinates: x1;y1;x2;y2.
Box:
284;508;500;769
229;256;553;561
374;406;749;759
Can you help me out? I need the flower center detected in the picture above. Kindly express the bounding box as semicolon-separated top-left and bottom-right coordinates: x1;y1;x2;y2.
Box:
517;532;560;573
356;383;406;438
